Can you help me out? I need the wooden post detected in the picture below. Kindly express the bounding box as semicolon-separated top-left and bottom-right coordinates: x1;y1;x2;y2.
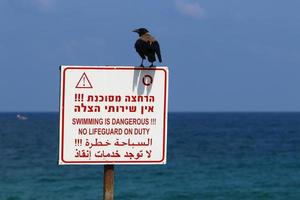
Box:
103;165;114;200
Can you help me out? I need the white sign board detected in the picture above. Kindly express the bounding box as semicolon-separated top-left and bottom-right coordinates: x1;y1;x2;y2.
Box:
59;66;168;165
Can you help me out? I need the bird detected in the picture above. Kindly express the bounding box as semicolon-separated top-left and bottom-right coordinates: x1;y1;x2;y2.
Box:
133;28;162;67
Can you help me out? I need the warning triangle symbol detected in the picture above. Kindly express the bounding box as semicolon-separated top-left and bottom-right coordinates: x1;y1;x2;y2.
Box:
76;72;93;89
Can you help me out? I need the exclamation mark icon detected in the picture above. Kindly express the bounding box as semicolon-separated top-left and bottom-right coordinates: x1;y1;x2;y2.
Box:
151;118;156;125
75;139;83;146
75;94;84;102
75;73;93;89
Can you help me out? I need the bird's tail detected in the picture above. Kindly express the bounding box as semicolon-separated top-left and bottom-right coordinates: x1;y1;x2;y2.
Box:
158;56;162;63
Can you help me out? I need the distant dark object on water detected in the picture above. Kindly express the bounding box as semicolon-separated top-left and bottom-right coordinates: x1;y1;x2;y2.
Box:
133;28;162;67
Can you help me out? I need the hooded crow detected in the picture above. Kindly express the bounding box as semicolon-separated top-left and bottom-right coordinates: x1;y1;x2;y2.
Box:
133;28;162;67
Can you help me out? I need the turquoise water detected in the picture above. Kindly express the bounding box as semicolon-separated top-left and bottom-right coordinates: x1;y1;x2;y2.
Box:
1;112;300;200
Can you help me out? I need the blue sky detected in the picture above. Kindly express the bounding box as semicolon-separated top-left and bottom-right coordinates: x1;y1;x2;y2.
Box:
1;0;300;112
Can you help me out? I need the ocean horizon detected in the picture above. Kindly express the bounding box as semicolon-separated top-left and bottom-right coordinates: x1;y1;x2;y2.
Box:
1;112;300;200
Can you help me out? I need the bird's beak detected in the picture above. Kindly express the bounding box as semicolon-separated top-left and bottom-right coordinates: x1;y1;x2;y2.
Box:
132;29;139;33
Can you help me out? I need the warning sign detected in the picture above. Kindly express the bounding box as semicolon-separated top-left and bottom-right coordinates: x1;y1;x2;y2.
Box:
59;66;168;165
76;72;93;88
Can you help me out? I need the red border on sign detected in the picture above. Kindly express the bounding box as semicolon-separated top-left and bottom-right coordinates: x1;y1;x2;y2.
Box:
60;67;168;164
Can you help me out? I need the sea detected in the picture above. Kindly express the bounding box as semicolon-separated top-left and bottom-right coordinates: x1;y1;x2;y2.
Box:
1;112;300;200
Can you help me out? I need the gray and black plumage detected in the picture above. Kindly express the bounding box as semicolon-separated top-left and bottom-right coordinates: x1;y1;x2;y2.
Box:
133;28;162;67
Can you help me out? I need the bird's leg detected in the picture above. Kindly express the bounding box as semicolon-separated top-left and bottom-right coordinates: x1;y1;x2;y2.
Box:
149;62;154;67
140;59;144;67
